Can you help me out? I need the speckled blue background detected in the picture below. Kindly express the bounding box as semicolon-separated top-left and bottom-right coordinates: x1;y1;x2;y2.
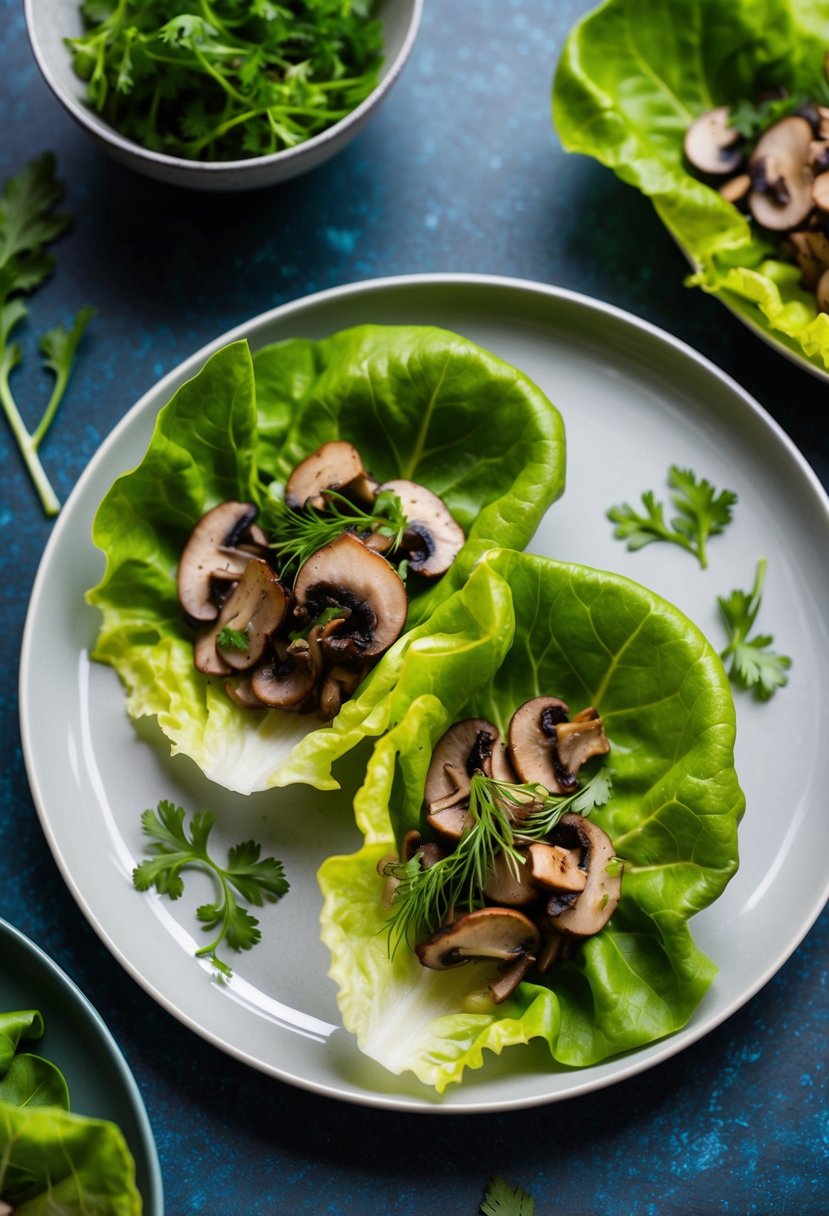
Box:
1;1;827;1212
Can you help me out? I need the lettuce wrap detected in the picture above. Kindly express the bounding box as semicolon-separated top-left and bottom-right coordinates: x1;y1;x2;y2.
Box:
87;325;564;795
553;0;829;370
319;549;744;1092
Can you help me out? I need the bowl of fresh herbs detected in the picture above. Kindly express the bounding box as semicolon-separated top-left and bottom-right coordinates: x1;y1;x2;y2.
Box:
25;0;422;191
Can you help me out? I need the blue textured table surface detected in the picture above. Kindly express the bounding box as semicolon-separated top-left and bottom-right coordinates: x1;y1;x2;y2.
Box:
1;1;827;1213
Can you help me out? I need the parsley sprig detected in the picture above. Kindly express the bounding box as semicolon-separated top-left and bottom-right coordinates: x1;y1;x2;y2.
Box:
133;800;289;979
718;558;792;700
384;770;612;953
67;0;384;162
607;465;737;568
0;154;93;516
264;488;408;578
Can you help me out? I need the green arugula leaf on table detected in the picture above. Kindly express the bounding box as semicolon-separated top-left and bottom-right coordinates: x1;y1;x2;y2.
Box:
718;557;791;700
0;154;93;516
133;799;289;979
607;465;737;568
481;1175;535;1216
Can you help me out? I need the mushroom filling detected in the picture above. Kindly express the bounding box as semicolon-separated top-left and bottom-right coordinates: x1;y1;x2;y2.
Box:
684;62;829;313
381;697;621;1006
176;440;465;719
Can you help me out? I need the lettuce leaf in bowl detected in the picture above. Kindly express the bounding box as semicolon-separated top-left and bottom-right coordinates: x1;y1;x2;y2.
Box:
319;549;744;1092
553;0;829;370
87;326;564;795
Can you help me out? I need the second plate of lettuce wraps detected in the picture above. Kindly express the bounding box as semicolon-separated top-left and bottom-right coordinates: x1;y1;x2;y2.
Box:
20;274;829;1110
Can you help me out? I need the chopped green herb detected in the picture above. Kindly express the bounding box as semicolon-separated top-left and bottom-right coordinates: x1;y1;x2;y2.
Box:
607;465;737;568
66;0;384;162
133;800;289;979
384;769;612;952
728;93;803;140
0;154;93;516
481;1175;535;1216
264;488;408;578
217;625;249;652
717;557;791;700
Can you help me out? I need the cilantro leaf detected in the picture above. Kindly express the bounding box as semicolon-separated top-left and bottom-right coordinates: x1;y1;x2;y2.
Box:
217;625;249;652
0;155;92;516
481;1175;535;1216
718;558;792;700
133;800;290;978
607;465;737;568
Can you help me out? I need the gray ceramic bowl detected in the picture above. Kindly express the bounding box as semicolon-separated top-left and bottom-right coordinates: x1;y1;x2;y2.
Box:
25;0;422;191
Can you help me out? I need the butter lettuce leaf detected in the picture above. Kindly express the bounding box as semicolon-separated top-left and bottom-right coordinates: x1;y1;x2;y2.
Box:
87;327;563;794
553;0;829;370
319;550;744;1090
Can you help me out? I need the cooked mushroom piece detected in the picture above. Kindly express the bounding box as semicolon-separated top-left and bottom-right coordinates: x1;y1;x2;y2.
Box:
251;638;319;709
749;115;815;230
684;106;743;175
423;717;501;814
377;478;465;578
194;558;288;676
284;440;368;510
483;847;538;908
526;842;588;894
719;172;751;205
507;695;573;793
415;907;541;970
554;715;610;775
318;662;366;721
547;814;621;937
817;266;829;313
178;501;268;624
292;532;408;661
783;229;829;288
223;676;267;709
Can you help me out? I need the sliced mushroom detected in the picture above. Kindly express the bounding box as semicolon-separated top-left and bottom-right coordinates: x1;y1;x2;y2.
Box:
507;695;574;793
416;907;540;970
554;715;610;775
487;952;536;1003
318;663;366;721
178;501;268;624
684;106;743;176
817;266;829;313
718;172;751;205
284;440;368;510
548;814;621;937
292;532;408;661
526;842;588;894
783;229;829;288
223;676;267;709
749;115;815;230
251;638;319;709
194;558;287;676
813;172;829;212
426;802;472;843
377;478;465;578
423;717;501;813
483;847;538;908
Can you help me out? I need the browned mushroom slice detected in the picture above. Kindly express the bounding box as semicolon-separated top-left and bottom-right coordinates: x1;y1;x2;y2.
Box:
293;532;408;662
719;172;751;204
507;695;573;793
214;558;289;671
423;717;501;814
224;676;267;709
554;716;610;775
251;638;319;709
749;115;815;230
284;440;367;510
526;842;588;894
377;478;464;578
483;847;538;908
783;229;829;288
487;952;536;1003
817;266;829;313
684;106;743;176
317;663;366;721
415;907;540;971
178;501;268;624
813;172;829;213
547;814;621;938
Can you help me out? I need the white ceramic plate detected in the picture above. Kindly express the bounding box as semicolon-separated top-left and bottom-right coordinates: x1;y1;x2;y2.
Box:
19;274;829;1112
0;919;163;1212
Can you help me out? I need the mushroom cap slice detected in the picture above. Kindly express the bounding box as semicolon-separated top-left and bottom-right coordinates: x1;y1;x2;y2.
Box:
684;106;742;175
178;501;266;624
416;907;541;970
783;229;829;288
749;115;815;231
423;717;501;813
548;814;621;938
507;695;573;793
251;638;319;709
483;847;538;908
293;532;408;661
378;478;465;578
554;715;610;775
526;842;587;894
284;440;367;510
213;558;289;671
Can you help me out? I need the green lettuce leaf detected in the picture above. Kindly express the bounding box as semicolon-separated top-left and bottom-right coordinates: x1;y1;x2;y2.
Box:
552;0;829;370
0;1101;141;1214
319;550;744;1091
87;326;564;795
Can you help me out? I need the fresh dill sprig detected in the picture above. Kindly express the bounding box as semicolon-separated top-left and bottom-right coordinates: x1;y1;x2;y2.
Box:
263;488;408;578
384;769;612;953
